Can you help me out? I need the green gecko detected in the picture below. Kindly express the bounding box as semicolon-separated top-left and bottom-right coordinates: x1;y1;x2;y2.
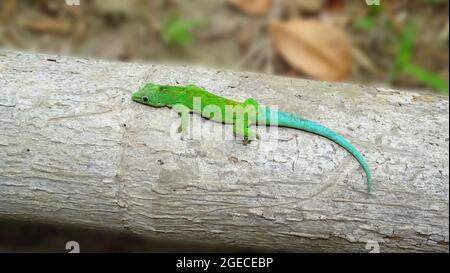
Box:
132;83;373;192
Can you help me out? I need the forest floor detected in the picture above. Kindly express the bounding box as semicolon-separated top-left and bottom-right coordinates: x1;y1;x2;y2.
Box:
1;0;448;93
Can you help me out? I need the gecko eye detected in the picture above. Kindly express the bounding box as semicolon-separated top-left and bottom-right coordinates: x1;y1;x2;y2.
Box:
142;96;149;102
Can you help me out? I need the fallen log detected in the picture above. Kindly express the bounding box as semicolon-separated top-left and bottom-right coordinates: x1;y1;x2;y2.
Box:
0;49;448;252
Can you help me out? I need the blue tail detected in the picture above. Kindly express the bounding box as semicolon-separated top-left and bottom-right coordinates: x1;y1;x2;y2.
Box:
266;109;372;192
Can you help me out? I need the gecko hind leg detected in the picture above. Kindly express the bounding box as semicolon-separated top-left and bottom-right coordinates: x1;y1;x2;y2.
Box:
233;120;260;145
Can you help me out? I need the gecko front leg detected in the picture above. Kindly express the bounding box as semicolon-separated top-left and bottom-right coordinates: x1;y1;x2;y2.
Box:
172;104;192;137
234;99;261;144
233;118;260;145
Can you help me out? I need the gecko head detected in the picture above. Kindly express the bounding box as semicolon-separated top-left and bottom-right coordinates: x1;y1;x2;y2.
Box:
132;83;167;107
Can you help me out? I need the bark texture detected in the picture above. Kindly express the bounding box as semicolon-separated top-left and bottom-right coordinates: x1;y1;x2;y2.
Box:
0;49;448;252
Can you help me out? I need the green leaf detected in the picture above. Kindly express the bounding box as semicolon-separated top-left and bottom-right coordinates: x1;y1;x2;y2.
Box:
354;4;383;31
161;16;202;46
404;64;449;95
368;4;384;15
388;19;448;95
389;20;417;82
354;16;376;30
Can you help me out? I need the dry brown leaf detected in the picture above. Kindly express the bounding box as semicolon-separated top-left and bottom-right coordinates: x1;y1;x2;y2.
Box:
0;0;17;22
26;16;72;35
227;0;272;15
269;19;352;81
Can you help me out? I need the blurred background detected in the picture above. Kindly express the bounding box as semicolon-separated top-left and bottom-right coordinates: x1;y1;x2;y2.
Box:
0;0;448;252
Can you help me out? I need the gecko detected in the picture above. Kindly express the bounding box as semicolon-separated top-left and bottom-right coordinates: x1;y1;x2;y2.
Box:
132;83;372;192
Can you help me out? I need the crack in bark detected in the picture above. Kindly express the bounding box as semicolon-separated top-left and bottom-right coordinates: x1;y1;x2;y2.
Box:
47;108;118;122
114;94;134;233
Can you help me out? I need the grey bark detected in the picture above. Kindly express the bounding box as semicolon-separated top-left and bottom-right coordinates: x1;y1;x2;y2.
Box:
0;49;448;252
